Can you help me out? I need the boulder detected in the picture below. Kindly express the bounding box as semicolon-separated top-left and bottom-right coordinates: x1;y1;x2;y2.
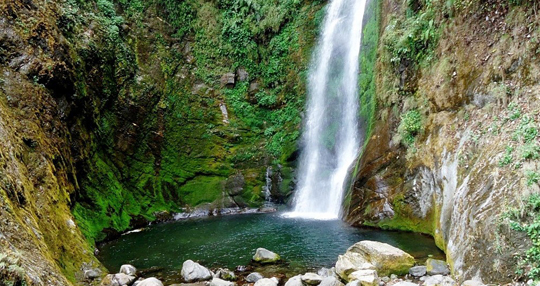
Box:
220;73;235;87
302;273;323;285
246;272;264;283
181;260;213;282
253;248;281;264
209;278;236;286
423;275;456;286
285;275;303;286
462;280;485;286
237;68;249;82
319;276;344;286
100;274;136;286
318;267;336;278
393;283;419;286
84;269;102;280
347;270;378;286
408;266;427;277
138;278;164;286
426;259;450;275
335;241;414;279
215;268;236;281
119;264;137;276
345;281;361;286
254;278;278;286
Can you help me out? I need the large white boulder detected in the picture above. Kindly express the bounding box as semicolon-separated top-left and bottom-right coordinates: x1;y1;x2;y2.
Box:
254;278;278;286
335;241;414;279
319;276;344;286
209;277;236;286
181;260;213;282
137;278;164;286
284;275;303;286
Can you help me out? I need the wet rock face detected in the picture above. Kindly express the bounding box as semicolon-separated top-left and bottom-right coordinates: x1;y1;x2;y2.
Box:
345;0;539;282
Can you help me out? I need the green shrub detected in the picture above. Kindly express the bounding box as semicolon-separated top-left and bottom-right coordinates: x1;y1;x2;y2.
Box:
506;194;540;280
520;143;540;160
398;110;423;146
499;146;514;166
526;171;540;187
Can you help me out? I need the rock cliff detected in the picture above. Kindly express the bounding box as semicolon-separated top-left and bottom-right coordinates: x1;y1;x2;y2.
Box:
345;0;539;283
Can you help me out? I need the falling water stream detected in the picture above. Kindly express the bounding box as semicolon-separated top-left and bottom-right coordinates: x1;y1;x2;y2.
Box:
96;4;447;280
284;0;367;219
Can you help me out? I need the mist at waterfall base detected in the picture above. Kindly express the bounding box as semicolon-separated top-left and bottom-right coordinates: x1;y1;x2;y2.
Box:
98;213;444;283
283;0;368;220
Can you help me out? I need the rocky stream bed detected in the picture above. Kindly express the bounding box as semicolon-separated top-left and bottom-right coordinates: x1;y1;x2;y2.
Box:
84;241;498;286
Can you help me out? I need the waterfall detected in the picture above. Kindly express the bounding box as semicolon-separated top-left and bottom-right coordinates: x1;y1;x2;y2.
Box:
284;0;367;220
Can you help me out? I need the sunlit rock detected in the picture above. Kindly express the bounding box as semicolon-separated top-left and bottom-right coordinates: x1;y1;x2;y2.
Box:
336;241;414;279
246;272;264;283
181;260;212;282
254;278;278;286
119;264;137;276
252;248;281;264
301;273;323;285
426;259;450;275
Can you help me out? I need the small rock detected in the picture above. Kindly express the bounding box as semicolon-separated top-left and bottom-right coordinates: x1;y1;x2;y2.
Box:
215;268;236;281
345;281;361;286
237;68;249;82
423;275;456;286
102;274;138;286
253;248;281;264
220;73;235;87
246;272;264;283
462;280;484;286
181;260;212;282
393;283;419;286
138;277;164;286
318;267;338;278
254;278;278;286
209;278;236;286
390;275;397;280
380;277;390;283
84;268;101;280
348;270;378;286
302;273;323;285
426;259;450;276
408;266;427;277
319;276;344;286
236;266;247;272
270;277;279;284
249;81;260;94
285;275;303;286
119;264;137;276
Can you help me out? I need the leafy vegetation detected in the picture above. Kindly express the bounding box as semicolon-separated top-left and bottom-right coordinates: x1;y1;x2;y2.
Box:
398;110;423;146
0;252;26;286
357;0;381;138
62;0;324;243
505;194;540;280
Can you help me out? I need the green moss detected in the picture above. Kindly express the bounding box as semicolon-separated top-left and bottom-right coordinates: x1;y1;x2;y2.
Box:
366;193;436;236
179;176;225;206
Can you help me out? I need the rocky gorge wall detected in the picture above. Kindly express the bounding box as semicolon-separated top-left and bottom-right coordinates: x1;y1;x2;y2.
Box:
345;0;540;283
0;0;324;284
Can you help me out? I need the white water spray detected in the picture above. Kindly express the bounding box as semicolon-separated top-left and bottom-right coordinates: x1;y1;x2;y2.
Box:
284;0;367;220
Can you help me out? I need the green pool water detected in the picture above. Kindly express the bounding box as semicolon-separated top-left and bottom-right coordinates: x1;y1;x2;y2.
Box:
97;212;444;283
